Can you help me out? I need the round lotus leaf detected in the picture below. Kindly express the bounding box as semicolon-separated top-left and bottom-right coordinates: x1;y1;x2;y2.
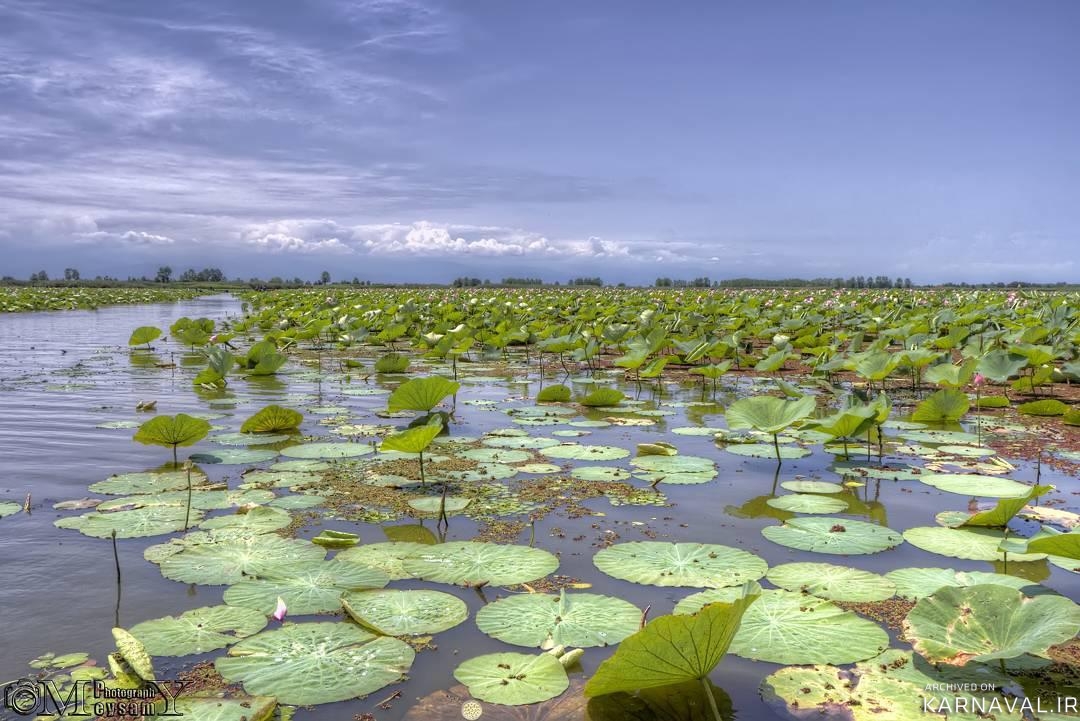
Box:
0;502;23;518
762;518;903;555
157;534;327;585
211;432;292;446
341;589;468;635
270;459;331;472
904;584;1080;664
766;494;849;514
724;443;812;459
482;436;560;450
676;589;888;665
540;444;629;461
885;567;1051;600
766;562;896;602
242;470;322;489
100;488;275;513
307;405;351;414
460;448;532;464
569;419;611;428
216;622;414;706
918;473;1031;498
453;652;568;706
901;429;980;444
902;526;1046;562
633;470;717;485
408;496;472;514
189;449;279;465
517;463;562;474
89;471;206;496
335;542;429;580
593;542;768;588
510;405;577;417
832;463;924;481
673;426;726;436
571;466;632;482
440;463;518;482
937;444;997;457
402;542;559;586
224;559;388;615
172;696;277;721
280;442;375;459
269;494;325;509
475;591;640;648
200;506;292;533
66;506;205;539
342;387;390;396
551;429;589;437
630;455;715;474
779;480;844;494
129;604;268;656
96;420;142;429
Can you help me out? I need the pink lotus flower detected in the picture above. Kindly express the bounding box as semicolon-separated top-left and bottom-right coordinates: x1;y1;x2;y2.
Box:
973;373;985;387
273;596;287;622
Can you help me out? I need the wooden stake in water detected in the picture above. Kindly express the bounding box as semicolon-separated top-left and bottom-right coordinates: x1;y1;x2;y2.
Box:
112;529;122;628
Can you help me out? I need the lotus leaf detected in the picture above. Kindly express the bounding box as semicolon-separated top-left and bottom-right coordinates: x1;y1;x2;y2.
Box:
342;589;468;635
536;384;572;402
216;622;414;705
0;501;23;518
461;447;532;463
112;627;154;681
157;534;327;585
593;542;767;588
134;414;212;460
581;388;625;407
408;496;472;514
903;584;1080;664
885;567;1050;600
381;419;443;454
199;506;292;532
724;395;815;435
918;473;1031;498
764;494;850;514
911;389;969;422
779;480;844;494
224;559;388;615
189;448;279;464
388;376;460;412
172;696;277;721
454;652;569;706
130;605;267;656
64;505;205;539
475;590;640;648
128;325;162;347
765;562;895;602
902;526;1046;562
402;541;559;586
572;466;632;482
762;517;902;555
541;444;630;461
280;441;374;459
241;405;303;433
336;541;429;580
1017;399;1070;416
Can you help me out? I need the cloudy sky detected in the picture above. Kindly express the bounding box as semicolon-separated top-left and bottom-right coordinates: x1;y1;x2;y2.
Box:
1;1;1076;283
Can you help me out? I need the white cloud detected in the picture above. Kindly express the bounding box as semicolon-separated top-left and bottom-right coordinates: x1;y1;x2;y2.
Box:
75;229;176;245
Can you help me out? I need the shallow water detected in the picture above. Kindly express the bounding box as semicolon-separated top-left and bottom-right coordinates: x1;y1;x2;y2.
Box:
1;294;1077;720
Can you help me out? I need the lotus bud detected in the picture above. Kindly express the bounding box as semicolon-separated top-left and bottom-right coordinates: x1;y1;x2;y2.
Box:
559;648;584;668
273;596;288;622
973;373;985;387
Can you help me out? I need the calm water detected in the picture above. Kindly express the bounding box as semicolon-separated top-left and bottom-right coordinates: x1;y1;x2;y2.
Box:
1;294;1077;719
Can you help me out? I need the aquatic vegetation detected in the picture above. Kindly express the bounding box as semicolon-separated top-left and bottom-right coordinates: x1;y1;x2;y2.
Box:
240;404;303;432
133;413;212;464
455;651;570;705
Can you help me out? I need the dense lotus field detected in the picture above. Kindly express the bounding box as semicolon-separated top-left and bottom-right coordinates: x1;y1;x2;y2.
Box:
0;286;211;312
3;286;1080;720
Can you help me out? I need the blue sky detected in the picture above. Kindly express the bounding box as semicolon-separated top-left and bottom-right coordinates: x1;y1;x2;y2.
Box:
1;1;1076;283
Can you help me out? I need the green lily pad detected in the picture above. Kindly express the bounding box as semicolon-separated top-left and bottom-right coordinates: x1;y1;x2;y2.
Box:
593;542;768;588
216;622;414;705
482;435;560;450
157;534;327;585
460;448;532;464
342;589;469;635
475;590;640;648
885;567;1051;600
270;494;325;510
224;559;388;615
189;449;279;465
199;506;292;533
902;526;1046;562
408;496;472;514
0;502;22;518
903;584;1080;664
762;518;903;555
779;480;845;494
766;562;896;602
62;506;205;539
454;652;569;706
765;494;849;514
571;466;632;482
172;696;277;721
517;463;563;474
918;473;1032;498
724;443;812;459
89;471;206;496
212;432;291;446
402;542;559;586
676;589;889;664
335;542;429;580
129;605;268;656
271;459;332;472
541;444;630;461
112;627;154;681
280;442;375;459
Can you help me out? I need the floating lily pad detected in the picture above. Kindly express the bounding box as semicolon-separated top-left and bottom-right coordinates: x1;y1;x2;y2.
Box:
918;473;1031;498
0;502;22;518
766;562;896;602
762;518;902;555
280;442;375;459
676;589;888;664
129;605;268;656
482;436;560;450
541;444;630;461
62;506;205;539
270;494;325;510
96;420;142;429
593;542;768;588
157;534;327;585
172;696;277;721
902;526;1046;562
460;448;532;464
724;444;812;459
408;496;472;514
475;590;640;648
779;480;844;494
517;463;563;474
270;459;331;472
216;622;414;706
89;471;206;496
904;584;1080;664
885;567;1051;600
402;542;559;586
342;589;468;635
199;506;292;533
189;449;279;465
765;495;849;514
335;542;429;580
571;466;632;482
224;560;388;615
454;652;568;706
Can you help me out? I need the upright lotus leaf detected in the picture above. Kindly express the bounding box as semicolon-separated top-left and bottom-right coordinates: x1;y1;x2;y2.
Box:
910;389;969;422
112;627;154;681
581;388;625;407
724;395;816;434
1025;529;1080;561
765;562;896;602
223;559;389;615
134;413;212;463
903;584;1080;665
381;418;443;454
593;542;767;588
941;485;1053;528
374;353;411;373
128;326;162;347
401;541;559;586
762;517;903;555
977;350;1029;383
341;589;469;635
475;590;641;648
853;351;899;382
129;605;268;656
241;405;303;433
206;345;235;377
454;652;569;706
923;358;978;388
636;441;678;457
584;584;759;697
216;622;415;705
388;376;461;413
536;384;572;402
805;405;876;442
248;351;287;376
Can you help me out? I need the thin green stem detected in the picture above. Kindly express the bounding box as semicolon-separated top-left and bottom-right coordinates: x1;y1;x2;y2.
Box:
701;677;723;721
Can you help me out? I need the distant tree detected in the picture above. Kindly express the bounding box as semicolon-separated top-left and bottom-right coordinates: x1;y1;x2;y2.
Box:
30;270;49;282
156;266;172;283
320;270;331;284
64;268;80;281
